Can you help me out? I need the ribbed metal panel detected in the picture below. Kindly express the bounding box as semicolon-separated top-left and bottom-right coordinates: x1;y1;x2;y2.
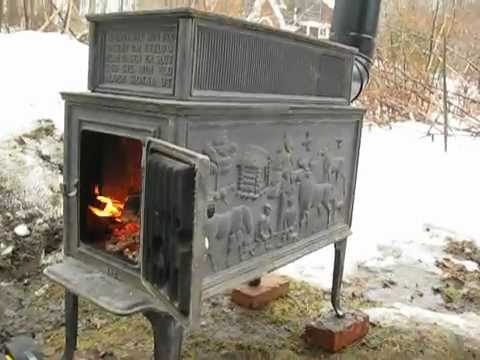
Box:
193;24;348;98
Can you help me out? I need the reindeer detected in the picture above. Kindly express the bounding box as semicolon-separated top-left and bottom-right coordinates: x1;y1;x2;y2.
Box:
204;205;254;268
298;170;336;231
321;147;347;209
321;147;346;185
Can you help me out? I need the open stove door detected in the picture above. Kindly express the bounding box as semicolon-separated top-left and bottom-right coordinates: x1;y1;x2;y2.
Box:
141;138;210;327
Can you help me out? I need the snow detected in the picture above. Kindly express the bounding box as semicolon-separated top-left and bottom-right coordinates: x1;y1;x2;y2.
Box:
0;31;88;139
367;303;480;341
279;122;480;288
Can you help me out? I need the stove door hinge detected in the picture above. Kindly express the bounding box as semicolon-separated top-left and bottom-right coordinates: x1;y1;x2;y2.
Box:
62;179;79;198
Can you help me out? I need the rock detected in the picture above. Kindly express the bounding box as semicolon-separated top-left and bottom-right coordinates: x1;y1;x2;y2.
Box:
1;245;14;257
14;224;31;237
34;284;49;297
15;210;27;220
382;279;397;288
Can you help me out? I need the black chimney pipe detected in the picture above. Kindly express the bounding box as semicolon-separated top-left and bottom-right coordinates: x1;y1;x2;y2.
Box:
330;0;382;101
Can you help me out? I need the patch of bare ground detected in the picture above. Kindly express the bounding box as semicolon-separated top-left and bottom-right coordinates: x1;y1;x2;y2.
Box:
36;279;480;360
435;238;480;312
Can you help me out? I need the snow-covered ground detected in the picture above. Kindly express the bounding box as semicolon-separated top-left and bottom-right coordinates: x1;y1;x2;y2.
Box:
0;31;88;138
1;31;480;342
279;118;480;340
281;123;480;287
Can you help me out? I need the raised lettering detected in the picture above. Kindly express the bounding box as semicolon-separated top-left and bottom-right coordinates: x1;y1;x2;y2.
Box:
103;27;176;90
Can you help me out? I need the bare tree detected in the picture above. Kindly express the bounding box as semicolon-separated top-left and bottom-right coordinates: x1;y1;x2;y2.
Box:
0;0;3;31
23;0;29;29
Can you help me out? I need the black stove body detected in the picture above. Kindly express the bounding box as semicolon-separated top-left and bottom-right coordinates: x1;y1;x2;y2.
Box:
45;3;380;359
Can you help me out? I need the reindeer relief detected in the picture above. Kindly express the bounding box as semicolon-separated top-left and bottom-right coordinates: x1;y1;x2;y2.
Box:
202;130;348;273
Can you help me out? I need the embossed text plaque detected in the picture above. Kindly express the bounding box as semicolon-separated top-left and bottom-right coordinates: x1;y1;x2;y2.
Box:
100;25;177;93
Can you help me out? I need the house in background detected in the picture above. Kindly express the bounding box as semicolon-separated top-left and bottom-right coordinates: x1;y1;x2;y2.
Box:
285;0;334;39
0;0;333;35
78;0;334;40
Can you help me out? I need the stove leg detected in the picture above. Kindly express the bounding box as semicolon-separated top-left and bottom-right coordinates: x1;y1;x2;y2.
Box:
332;238;347;318
62;290;78;360
144;312;184;360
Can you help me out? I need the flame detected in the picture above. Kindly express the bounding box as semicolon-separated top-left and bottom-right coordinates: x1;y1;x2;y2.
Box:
89;192;124;218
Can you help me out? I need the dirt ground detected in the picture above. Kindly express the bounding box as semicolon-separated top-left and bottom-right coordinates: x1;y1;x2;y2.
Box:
1;122;480;359
2;273;480;359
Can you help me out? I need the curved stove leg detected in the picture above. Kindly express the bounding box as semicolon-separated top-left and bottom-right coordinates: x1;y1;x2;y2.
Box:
144;312;184;360
331;239;347;318
62;290;78;360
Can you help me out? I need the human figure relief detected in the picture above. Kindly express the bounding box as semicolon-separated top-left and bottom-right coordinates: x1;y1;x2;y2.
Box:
256;203;273;250
282;198;298;242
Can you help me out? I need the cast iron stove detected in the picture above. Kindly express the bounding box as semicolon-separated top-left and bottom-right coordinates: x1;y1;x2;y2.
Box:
44;3;381;359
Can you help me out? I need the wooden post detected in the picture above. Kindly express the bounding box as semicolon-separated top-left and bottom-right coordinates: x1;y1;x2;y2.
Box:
442;32;448;153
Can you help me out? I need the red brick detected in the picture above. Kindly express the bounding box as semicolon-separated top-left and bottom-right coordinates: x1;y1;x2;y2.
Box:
303;311;369;352
231;275;290;309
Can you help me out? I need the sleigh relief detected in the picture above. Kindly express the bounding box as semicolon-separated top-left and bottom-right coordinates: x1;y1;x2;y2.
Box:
201;128;351;274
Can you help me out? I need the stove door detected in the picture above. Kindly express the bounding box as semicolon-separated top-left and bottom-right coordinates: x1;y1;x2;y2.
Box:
141;138;210;327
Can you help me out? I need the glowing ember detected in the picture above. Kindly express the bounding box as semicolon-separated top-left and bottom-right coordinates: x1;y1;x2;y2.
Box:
112;222;140;243
88;185;141;263
89;195;124;218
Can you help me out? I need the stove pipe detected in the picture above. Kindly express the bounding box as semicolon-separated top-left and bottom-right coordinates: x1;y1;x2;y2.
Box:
330;0;382;101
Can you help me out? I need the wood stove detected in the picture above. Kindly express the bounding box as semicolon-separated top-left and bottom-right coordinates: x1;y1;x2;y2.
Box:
45;3;381;359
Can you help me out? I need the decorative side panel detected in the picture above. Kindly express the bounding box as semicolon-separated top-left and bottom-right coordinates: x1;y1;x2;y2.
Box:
193;22;350;100
92;21;178;96
187;116;359;276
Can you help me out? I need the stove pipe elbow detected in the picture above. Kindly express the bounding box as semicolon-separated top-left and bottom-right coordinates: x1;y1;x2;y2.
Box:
330;0;382;102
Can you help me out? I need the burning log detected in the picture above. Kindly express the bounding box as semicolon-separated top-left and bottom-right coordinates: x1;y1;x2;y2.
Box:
88;187;141;263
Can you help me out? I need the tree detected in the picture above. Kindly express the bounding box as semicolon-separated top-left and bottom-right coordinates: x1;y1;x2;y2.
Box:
0;0;3;31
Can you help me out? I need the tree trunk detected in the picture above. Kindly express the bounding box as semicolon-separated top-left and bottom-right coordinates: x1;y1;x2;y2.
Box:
0;0;3;31
23;0;30;29
442;33;448;153
426;0;440;72
8;0;20;27
64;0;73;33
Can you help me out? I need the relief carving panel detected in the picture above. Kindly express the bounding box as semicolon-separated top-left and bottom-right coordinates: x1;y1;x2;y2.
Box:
188;120;358;275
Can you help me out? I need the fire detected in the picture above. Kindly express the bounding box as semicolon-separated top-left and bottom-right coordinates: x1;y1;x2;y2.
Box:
89;193;124;218
88;185;141;263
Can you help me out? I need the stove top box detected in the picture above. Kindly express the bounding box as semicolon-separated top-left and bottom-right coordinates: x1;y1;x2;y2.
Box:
87;8;355;103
